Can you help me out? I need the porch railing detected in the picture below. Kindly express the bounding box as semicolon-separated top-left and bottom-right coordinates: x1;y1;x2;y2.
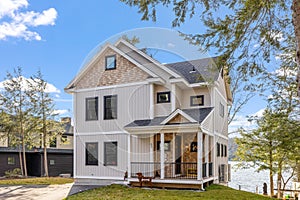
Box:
131;162;214;179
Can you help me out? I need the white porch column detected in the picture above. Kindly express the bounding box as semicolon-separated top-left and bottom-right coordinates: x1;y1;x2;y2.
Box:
127;134;131;178
160;133;165;179
205;134;209;177
197;131;203;180
171;84;176;112
149;83;154;119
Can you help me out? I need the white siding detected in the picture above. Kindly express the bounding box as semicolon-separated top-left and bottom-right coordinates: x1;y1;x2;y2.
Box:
75;84;150;133
201;112;214;133
76;133;128;178
154;85;172;117
131;135;151;162
181;88;212;109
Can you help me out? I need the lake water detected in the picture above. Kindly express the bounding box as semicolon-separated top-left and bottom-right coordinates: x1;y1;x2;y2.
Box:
228;161;293;195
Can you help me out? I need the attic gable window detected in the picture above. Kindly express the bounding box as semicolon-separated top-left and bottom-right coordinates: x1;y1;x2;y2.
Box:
105;55;116;70
157;92;171;103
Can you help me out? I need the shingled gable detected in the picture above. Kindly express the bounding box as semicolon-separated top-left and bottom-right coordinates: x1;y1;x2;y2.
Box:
160;109;197;125
65;42;159;91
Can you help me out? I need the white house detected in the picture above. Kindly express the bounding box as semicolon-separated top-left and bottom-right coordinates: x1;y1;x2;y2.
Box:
65;39;232;189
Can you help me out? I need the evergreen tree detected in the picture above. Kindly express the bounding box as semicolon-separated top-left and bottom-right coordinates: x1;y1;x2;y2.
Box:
0;67;33;177
28;70;64;177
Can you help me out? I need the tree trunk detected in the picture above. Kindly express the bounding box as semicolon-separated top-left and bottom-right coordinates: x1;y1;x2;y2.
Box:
269;146;274;197
22;139;27;177
292;0;300;96
270;168;274;197
18;150;24;176
43;132;49;177
277;163;282;199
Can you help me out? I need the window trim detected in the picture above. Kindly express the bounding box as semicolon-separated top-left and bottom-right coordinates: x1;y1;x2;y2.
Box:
104;141;118;166
190;95;204;106
219;102;225;118
85;142;98;166
217;143;220;157
157;141;171;151
86;97;99;121
104;95;117;120
8;156;15;165
157;91;171;103
105;55;116;70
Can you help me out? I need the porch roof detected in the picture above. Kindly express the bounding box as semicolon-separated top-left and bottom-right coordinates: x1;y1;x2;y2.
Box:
125;107;213;128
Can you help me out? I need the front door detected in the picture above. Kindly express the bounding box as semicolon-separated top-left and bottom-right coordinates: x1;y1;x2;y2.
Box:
175;135;182;174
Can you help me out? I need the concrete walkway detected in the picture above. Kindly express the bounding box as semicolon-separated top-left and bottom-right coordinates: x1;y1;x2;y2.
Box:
0;183;73;200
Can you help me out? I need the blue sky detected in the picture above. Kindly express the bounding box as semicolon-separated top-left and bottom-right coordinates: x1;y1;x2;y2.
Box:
0;0;266;131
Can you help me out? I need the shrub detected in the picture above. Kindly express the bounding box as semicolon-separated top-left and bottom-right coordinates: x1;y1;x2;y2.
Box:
5;168;22;178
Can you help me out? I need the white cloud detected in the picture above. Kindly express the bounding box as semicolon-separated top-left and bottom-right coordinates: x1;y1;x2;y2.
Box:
0;0;28;17
0;0;57;41
167;42;175;48
0;76;60;93
52;109;69;115
229;108;265;134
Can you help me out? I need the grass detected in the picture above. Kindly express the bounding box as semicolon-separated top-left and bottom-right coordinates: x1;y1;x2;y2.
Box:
66;184;272;200
0;177;74;185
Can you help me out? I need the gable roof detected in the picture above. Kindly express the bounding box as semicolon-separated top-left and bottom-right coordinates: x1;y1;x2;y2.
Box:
160;109;197;125
115;39;182;79
65;42;159;91
165;57;220;84
125;107;213;128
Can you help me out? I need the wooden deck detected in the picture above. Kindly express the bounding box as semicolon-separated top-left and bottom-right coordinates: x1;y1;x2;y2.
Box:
129;177;215;189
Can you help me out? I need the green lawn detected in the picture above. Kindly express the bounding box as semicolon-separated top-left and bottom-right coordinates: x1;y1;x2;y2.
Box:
66;184;272;200
0;177;74;185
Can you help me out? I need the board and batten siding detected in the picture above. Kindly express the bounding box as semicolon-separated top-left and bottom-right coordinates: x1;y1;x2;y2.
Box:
214;80;228;136
76;134;128;178
181;88;212;109
130;135;151;162
75;84;150;133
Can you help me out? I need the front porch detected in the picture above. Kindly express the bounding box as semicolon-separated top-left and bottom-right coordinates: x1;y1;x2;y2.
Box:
126;129;215;188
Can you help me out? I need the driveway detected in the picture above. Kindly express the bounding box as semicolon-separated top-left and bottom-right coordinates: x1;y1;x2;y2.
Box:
0;183;73;200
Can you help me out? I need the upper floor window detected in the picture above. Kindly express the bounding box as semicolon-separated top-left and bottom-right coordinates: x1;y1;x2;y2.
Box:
219;103;225;117
104;95;117;120
86;97;98;121
157;91;170;103
86;142;98;166
104;142;118;166
190;95;204;106
105;55;116;70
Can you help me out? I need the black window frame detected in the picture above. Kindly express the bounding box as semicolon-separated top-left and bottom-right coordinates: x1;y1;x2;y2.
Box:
105;55;116;70
8;156;15;165
104;95;117;120
86;97;99;121
217;143;220;157
156;141;171;151
157;91;171;103
104;141;118;166
85;142;98;166
190;95;204;106
219;102;225;118
224;145;227;157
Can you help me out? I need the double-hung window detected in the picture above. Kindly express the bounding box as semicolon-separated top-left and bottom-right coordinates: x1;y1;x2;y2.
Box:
86;97;98;121
85;142;98;166
104;142;118;166
104;95;117;120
